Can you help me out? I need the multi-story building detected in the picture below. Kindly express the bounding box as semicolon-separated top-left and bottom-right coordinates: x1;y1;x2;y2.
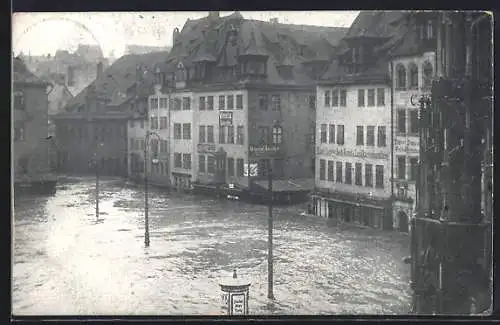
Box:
148;11;347;200
13;57;57;194
54;51;169;176
388;12;438;232
311;11;404;229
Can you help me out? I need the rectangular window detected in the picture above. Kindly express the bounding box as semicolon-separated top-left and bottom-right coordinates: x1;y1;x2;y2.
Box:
260;159;270;176
272;126;282;145
227;95;234;110
182;154;191;169
199;96;206;110
327;160;334;181
337;125;344;145
365;164;373;187
199;125;206;143
150;98;159;109
150;117;158;129
227;157;235;177
355;163;362;186
324;90;330;107
320;124;327;143
375;165;384;188
237;158;244;177
410;110;419;134
309;95;316;110
377;126;387;147
219;126;226;144
160;117;168;129
259;94;268;110
174;153;182;168
207;156;215;174
174;98;182;110
207;125;214;143
130;138;134;150
340;90;347;107
329;124;335;144
182;123;191;140
345;162;352;184
14;125;25;141
174;123;182;139
274;158;285;178
14;92;25;110
227;125;234;144
319;159;326;181
207;96;214;110
219;95;225;110
160;97;168;109
182;97;191;110
367;89;375;106
259;126;270;145
236;94;243;109
366;126;375;146
358;89;365;107
237;125;244;145
398;109;406;134
271;95;281;111
377;88;385;106
397;156;406;180
410;157;418;181
336;161;343;183
332;90;339;107
356;126;364;145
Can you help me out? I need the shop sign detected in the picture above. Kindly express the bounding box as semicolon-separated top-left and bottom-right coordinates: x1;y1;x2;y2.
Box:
219;111;233;126
317;147;389;160
197;143;216;153
395;138;419;153
244;163;258;177
230;293;246;315
249;145;281;155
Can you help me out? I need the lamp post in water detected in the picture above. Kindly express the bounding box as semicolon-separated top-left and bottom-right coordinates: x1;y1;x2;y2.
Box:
267;167;274;300
143;130;162;247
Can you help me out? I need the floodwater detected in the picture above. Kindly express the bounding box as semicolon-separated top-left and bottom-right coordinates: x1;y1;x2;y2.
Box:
12;176;412;315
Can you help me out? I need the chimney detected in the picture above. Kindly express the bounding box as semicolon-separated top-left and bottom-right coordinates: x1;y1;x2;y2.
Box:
173;27;180;44
97;61;103;80
270;18;279;24
208;11;220;20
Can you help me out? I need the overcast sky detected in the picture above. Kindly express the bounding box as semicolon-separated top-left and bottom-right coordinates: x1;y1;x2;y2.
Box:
13;11;359;58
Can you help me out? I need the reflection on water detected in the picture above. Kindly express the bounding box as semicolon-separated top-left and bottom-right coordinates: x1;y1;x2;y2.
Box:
13;177;411;315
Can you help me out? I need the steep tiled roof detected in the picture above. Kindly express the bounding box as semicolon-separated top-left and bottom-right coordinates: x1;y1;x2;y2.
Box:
161;12;348;85
64;51;169;111
321;11;407;84
13;57;47;85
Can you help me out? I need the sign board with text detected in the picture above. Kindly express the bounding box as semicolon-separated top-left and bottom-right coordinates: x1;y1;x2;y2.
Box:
230;293;246;315
394;138;419;154
244;163;258;177
249;145;281;156
197;143;217;153
219;111;233;126
317;147;389;160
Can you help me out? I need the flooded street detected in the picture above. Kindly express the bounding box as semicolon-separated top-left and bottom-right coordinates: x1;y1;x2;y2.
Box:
13;177;412;315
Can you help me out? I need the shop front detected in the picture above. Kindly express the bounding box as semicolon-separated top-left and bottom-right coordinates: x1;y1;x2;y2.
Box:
311;190;391;230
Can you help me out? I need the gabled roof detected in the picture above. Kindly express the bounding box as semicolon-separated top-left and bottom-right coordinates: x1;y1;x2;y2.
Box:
321;11;407;84
13;57;48;86
160;12;348;86
64;51;169;111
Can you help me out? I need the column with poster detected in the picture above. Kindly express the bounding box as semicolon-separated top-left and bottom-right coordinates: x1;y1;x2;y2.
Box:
219;270;251;315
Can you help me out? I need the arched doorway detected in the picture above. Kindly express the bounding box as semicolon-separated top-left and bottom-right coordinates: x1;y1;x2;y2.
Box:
398;211;409;233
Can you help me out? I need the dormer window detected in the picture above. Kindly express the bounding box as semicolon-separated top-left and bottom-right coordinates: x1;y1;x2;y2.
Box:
175;62;186;82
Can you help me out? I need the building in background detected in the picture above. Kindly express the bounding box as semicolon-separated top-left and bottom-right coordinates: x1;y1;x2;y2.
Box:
151;11;347;200
311;11;404;229
125;44;171;55
13;57;57;195
53;52;169;176
387;12;438;232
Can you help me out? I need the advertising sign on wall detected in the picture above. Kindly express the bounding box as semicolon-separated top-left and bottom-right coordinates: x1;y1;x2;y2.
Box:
219;111;233;126
317;147;389;160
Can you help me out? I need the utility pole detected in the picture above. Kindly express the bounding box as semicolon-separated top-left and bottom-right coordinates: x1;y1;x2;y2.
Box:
144;130;150;247
96;156;99;221
267;167;274;300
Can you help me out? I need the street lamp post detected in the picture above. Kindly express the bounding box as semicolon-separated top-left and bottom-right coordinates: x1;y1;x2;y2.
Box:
144;130;161;247
94;142;104;221
267;167;274;300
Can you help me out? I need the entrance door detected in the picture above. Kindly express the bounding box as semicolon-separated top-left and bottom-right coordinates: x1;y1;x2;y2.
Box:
327;202;334;219
398;211;409;233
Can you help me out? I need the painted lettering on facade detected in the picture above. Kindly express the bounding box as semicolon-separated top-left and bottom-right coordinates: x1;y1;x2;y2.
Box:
317;147;389;160
197;143;216;153
249;145;281;155
395;137;419;153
